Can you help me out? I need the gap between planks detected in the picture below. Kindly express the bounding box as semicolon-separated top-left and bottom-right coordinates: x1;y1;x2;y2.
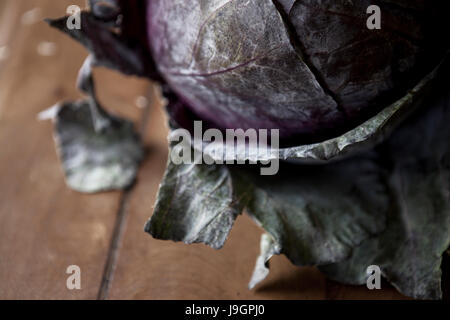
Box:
97;87;154;300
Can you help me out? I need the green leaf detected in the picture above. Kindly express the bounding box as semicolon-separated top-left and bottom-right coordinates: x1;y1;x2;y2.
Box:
233;154;390;267
228;153;390;289
39;53;144;194
47;99;143;194
249;233;281;289
145;161;245;250
320;81;450;300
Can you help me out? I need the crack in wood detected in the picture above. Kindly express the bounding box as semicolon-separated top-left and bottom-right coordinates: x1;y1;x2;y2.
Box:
97;87;153;300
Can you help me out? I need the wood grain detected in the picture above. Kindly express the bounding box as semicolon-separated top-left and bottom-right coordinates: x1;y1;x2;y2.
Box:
0;0;410;300
0;0;146;299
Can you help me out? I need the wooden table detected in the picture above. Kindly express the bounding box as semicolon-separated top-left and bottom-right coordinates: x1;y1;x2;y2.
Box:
0;0;409;300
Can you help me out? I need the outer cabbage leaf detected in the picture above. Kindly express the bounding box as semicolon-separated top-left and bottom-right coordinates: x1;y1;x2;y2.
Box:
320;75;450;300
145;160;245;250
48;99;143;193
47;1;158;79
231;154;389;266
45;2;149;193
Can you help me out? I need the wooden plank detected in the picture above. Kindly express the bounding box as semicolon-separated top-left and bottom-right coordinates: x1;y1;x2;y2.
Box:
326;281;409;300
0;0;146;299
